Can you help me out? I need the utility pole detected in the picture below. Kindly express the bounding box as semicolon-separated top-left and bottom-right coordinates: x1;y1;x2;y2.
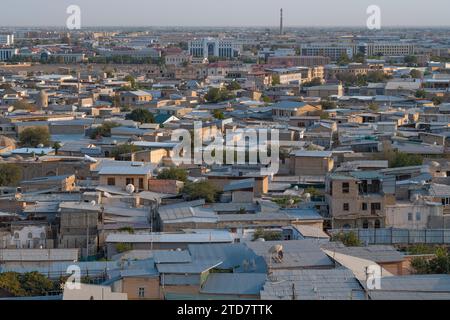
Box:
86;212;89;259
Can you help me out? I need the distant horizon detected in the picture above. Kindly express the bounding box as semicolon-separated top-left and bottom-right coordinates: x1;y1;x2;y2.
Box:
1;0;449;28
1;25;450;30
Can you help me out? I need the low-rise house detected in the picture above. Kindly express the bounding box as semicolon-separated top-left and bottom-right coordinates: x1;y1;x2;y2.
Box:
20;174;76;193
105;230;234;258
98;161;155;192
289;151;334;177
325;170;396;229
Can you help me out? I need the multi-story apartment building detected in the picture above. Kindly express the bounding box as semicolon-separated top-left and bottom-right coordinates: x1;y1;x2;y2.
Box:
0;34;14;46
325;171;396;229
300;44;354;61
0;48;18;61
361;42;415;57
189;38;242;59
265;67;303;85
268;55;331;67
301;42;415;61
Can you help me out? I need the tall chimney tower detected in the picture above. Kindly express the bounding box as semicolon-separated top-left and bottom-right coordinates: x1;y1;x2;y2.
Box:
280;8;283;35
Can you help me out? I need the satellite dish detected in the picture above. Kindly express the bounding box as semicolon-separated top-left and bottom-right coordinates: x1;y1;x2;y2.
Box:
90;200;96;206
37;143;44;148
126;184;135;194
294;186;299;191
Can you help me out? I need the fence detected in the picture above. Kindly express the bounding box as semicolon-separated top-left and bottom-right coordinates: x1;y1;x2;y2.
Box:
330;228;450;245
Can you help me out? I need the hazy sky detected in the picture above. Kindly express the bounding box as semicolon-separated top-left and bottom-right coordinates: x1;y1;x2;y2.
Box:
1;0;449;27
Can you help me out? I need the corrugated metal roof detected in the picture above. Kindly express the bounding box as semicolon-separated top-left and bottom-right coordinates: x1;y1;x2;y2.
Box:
322;243;404;263
156;260;222;274
105;230;233;244
153;250;192;264
0;249;79;262
188;243;267;273
245;240;334;269
367;274;450;300
260;268;365;300
201;273;267;295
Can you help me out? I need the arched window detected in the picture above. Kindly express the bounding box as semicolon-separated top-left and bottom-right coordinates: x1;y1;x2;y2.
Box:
375;220;381;229
362;220;369;229
28;232;33;239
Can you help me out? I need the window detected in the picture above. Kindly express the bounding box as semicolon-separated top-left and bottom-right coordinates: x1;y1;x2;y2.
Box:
138;287;145;298
371;203;381;211
408;212;413;221
416;212;421;221
342;182;350;193
362;203;368;211
107;177;115;186
375;220;381;229
343;203;349;211
139;178;144;190
28;232;33;239
362;220;369;229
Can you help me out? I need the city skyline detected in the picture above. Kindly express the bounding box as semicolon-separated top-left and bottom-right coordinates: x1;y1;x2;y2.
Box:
0;0;450;28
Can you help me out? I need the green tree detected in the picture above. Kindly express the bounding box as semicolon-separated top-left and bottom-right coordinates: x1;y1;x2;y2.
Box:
432;96;444;106
415;89;427;98
410;247;450;274
352;53;366;63
183;180;219;203
118;226;135;234
410;69;423;79
213;110;225;120
0;272;25;297
115;243;132;253
390;152;423;168
226;81;241;91
111;144;141;160
253;228;283;241
404;55;418;66
271;75;280;86
19;272;54;296
89;122;120;139
368;102;379;112
337;52;351;66
52;142;62;155
157;167;188;182
321;100;337;110
261;95;272;103
19;127;51;147
124;75;137;89
125;109;155;123
302;77;322;87
0;163;22;186
366;70;390;83
204;88;234;103
332;231;361;247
